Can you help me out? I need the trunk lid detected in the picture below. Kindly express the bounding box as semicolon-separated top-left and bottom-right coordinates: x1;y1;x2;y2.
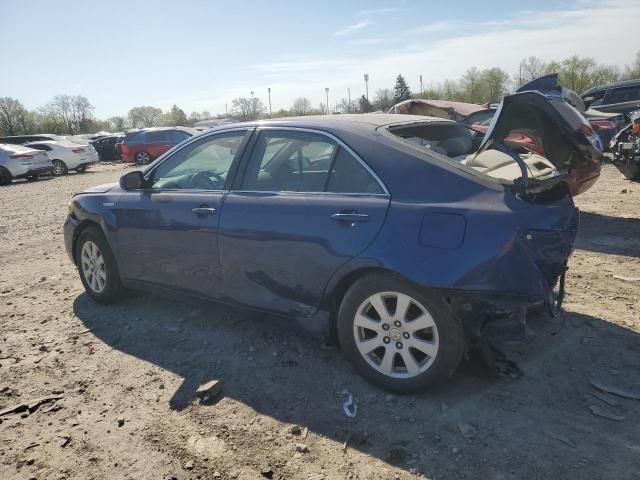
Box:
476;75;603;197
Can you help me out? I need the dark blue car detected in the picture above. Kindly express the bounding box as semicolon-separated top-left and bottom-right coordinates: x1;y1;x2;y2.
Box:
64;87;602;392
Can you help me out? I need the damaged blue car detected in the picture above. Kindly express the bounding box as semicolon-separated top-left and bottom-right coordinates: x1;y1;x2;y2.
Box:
64;80;602;392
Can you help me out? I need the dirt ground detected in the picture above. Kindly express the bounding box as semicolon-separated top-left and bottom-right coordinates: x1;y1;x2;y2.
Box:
1;162;639;480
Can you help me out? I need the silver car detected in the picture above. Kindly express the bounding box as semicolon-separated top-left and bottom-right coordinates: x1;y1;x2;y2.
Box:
0;143;53;186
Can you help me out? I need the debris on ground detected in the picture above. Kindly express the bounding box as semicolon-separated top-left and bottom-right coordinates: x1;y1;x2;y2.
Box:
195;379;223;403
341;390;358;418
0;393;64;417
58;435;71;448
295;443;308;453
588;405;625;422
612;275;640;283
457;420;477;440
544;430;577;448
117;416;125;427
184;460;194;470
590;379;640;400
290;424;302;435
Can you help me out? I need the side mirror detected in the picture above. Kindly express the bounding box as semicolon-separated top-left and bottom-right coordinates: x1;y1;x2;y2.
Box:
120;170;145;190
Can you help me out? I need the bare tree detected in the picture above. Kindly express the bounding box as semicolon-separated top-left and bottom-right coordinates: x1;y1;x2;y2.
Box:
231;97;265;121
290;97;312;116
108;116;127;131
16;108;37;134
0;97;25;135
373;88;394;111
338;97;357;113
518;56;547;85
128;106;163;128
623;50;640;80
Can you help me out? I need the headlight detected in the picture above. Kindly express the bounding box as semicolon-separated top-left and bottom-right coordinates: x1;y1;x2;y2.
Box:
68;201;75;215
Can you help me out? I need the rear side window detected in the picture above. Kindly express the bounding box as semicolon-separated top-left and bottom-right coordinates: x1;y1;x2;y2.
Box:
171;130;191;144
604;86;640;105
124;131;145;144
147;130;172;143
26;144;52;151
241;130;384;194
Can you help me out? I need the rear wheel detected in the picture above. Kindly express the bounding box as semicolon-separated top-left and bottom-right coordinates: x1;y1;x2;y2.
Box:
616;162;640;181
135;151;151;165
76;226;125;304
52;159;68;176
337;273;465;393
0;167;12;186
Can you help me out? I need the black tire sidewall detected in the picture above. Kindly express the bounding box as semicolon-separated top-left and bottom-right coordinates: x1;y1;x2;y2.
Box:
76;227;123;304
617;163;640;181
337;273;465;393
0;168;11;186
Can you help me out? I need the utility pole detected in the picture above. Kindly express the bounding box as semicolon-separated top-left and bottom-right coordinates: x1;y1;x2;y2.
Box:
419;74;423;96
225;103;228;115
364;73;369;101
267;87;272;116
348;87;351;112
325;87;329;114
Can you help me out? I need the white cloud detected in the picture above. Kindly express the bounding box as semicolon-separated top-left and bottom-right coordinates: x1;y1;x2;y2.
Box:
159;0;640;115
357;8;398;16
333;19;371;37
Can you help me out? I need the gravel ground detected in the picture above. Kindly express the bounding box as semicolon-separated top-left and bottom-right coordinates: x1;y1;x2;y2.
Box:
0;163;639;480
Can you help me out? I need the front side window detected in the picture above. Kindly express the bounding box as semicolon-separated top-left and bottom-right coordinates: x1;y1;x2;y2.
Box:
240;130;384;194
124;131;145;144
150;132;245;191
171;130;191;144
147;130;171;144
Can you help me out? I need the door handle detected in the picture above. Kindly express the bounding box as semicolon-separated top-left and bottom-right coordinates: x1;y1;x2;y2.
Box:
330;212;370;224
192;207;217;215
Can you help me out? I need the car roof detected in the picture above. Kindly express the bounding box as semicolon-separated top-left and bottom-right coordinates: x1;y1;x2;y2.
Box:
582;78;640;96
207;114;451;134
131;126;198;134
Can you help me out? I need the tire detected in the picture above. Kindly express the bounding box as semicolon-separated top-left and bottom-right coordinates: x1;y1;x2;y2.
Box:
135;151;152;165
75;226;125;304
337;273;465;393
616;162;640;181
0;167;11;186
76;165;87;173
52;159;68;176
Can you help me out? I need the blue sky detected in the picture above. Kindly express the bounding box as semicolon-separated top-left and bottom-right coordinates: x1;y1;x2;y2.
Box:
1;0;639;118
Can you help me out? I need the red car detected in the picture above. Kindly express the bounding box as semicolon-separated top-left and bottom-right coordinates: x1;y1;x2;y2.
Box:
121;127;198;164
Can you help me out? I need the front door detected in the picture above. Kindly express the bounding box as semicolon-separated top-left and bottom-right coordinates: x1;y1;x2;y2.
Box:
114;130;250;298
218;128;390;316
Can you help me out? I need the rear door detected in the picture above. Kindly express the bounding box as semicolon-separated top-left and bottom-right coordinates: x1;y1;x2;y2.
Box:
601;85;640;115
218;128;390;316
114;129;251;297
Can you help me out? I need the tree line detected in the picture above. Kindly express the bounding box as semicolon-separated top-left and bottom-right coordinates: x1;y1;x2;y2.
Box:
1;52;639;136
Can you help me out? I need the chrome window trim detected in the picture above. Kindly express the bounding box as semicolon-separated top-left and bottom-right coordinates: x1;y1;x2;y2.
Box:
232;126;390;196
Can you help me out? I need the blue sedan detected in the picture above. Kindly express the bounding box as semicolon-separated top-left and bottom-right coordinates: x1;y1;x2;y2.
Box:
64;90;602;392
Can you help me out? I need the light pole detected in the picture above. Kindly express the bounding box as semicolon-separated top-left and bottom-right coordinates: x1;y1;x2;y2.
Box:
364;73;369;101
348;87;351;112
250;91;254;99
419;74;423;96
325;87;329;114
267;87;272;116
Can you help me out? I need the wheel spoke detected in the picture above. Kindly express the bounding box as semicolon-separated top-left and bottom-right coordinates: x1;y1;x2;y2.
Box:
405;313;435;332
369;293;390;322
400;349;420;376
356;335;383;356
378;348;395;373
407;337;438;358
394;293;412;322
354;314;381;332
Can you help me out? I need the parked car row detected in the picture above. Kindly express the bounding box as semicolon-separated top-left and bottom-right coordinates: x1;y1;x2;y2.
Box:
0;133;101;185
119;127;197;164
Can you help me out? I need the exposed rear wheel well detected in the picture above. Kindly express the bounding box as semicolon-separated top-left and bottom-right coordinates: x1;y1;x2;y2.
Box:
326;267;397;341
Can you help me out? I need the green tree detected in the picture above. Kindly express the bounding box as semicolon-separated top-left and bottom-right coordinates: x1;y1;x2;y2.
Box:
358;95;372;113
623;50;640;80
460;67;484;103
393;74;412;103
481;68;511;103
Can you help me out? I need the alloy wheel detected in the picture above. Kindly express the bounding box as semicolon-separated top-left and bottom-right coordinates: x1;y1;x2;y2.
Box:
81;240;107;293
136;152;151;165
353;292;439;379
52;160;66;176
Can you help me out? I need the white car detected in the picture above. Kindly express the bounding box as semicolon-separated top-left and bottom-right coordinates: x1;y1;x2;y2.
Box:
24;140;99;176
0;143;53;186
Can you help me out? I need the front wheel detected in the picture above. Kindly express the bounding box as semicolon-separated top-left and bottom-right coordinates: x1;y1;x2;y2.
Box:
337;273;465;393
76;226;125;304
135;151;151;165
0;167;11;186
616;162;640;181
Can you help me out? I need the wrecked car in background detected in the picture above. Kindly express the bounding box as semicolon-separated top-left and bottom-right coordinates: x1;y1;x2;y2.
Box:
611;110;640;180
64;80;602;393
